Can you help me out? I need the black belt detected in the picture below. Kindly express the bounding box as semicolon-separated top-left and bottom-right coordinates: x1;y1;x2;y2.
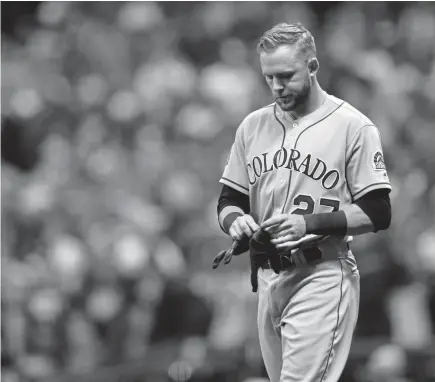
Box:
260;243;350;272
260;255;293;271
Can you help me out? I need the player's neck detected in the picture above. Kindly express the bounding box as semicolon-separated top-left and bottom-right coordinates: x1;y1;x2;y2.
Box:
283;82;326;121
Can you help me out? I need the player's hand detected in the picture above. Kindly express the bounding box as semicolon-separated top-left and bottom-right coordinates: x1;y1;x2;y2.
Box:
272;233;328;252
229;214;260;241
261;213;306;250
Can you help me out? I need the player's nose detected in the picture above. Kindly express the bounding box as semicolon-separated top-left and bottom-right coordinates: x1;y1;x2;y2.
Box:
271;77;284;92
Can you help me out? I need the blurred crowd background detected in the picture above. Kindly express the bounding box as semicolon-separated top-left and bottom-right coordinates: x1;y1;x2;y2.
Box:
1;2;435;381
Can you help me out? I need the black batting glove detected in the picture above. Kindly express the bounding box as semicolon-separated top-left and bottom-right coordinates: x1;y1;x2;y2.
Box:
249;229;279;292
212;236;250;269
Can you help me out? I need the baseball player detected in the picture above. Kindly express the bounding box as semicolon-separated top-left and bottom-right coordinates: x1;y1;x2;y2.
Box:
214;23;392;382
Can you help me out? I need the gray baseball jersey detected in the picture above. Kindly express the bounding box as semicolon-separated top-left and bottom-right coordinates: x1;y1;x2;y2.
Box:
220;91;391;235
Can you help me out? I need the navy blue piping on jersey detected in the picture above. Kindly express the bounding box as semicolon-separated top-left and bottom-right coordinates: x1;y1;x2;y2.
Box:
344;167;354;203
344;124;376;203
319;258;344;382
352;182;391;200
273;104;287;148
274;101;345;214
273;104;292;214
221;177;249;193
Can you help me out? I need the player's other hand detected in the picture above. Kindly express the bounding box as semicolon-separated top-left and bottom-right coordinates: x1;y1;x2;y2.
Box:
229;214;260;241
261;213;306;250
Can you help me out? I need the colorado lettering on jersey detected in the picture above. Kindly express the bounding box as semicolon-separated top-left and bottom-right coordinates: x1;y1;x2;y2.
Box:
247;148;340;190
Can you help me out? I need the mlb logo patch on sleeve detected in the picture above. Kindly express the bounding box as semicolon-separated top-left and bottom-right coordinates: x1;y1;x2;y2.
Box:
373;151;386;170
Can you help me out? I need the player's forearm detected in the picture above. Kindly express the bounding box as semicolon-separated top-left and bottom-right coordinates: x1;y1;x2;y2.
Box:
303;190;391;237
343;192;392;235
341;204;375;235
219;207;245;234
217;185;250;234
303;207;375;237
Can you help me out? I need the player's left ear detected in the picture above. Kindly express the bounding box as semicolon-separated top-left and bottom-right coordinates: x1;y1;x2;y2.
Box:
308;58;319;76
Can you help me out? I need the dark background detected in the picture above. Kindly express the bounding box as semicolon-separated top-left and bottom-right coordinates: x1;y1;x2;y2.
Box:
1;2;435;381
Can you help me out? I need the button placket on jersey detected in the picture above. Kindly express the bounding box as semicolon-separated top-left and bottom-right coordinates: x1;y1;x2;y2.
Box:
274;169;287;214
273;132;295;214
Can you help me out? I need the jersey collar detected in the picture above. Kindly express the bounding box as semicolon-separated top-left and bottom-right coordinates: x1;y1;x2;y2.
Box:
275;91;337;127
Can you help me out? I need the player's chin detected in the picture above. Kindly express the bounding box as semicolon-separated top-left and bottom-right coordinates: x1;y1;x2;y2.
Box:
276;98;295;111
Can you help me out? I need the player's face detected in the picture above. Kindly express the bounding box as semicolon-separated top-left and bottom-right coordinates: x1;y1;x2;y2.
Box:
260;45;311;112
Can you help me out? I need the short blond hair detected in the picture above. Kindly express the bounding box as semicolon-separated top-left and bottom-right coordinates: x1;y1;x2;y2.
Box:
257;22;316;59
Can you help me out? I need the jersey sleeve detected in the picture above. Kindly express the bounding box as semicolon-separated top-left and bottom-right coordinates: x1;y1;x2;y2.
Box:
346;124;392;201
219;120;249;195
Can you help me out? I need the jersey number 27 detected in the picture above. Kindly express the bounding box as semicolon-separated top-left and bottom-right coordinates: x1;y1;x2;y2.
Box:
292;195;340;215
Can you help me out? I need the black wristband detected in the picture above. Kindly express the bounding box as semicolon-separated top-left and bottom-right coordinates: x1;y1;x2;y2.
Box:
303;211;348;236
223;212;243;233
